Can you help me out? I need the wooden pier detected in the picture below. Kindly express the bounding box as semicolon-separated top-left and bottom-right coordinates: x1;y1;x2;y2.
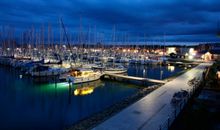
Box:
104;73;167;84
166;61;199;65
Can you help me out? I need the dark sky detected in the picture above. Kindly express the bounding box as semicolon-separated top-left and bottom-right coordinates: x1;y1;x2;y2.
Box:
0;0;220;43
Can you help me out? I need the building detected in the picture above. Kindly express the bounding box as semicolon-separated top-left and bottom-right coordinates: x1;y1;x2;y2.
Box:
199;49;220;61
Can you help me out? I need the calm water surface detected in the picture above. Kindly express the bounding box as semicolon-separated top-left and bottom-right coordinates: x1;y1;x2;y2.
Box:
0;65;183;130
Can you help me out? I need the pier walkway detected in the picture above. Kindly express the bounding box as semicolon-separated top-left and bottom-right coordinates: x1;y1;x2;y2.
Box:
93;62;212;130
167;61;199;65
104;73;167;84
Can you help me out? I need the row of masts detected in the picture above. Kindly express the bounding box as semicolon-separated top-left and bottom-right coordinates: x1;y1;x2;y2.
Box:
1;24;167;46
0;19;168;61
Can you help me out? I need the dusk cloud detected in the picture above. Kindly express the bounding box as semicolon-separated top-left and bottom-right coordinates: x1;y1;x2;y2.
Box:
0;0;220;43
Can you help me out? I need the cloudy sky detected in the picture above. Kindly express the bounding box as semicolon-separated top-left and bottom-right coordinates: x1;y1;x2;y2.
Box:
0;0;220;43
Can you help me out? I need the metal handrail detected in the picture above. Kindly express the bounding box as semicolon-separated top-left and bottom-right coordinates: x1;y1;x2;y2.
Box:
158;80;202;130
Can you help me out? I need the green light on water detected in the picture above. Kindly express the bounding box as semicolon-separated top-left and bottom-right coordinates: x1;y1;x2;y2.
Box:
37;82;70;93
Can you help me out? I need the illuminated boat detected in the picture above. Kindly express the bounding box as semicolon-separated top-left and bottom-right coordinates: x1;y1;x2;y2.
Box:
66;68;102;84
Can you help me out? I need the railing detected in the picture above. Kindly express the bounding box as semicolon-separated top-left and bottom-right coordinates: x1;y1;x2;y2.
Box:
158;77;203;130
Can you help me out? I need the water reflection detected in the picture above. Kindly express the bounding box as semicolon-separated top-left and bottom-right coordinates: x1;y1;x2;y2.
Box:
0;64;184;130
128;64;182;80
73;80;104;96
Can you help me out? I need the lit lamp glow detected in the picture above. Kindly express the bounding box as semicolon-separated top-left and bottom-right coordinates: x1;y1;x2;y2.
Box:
122;49;127;52
167;47;176;54
134;50;138;53
188;48;197;60
188;55;193;60
217;71;220;79
168;65;175;72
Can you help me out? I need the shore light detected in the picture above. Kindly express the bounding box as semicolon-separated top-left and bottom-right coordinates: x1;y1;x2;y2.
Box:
189;48;197;56
217;71;220;79
134;50;138;53
168;65;175;72
167;47;176;54
188;55;193;60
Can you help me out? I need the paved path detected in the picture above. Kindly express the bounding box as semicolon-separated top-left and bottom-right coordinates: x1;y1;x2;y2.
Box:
93;63;212;130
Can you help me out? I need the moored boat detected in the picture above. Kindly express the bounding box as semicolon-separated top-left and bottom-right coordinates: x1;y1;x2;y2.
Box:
66;68;102;84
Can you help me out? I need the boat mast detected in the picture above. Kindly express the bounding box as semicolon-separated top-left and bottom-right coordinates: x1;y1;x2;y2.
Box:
60;17;73;55
48;22;51;49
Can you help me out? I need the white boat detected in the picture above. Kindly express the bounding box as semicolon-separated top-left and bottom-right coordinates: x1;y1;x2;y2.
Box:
28;65;68;77
119;57;129;63
66;68;102;84
104;65;127;74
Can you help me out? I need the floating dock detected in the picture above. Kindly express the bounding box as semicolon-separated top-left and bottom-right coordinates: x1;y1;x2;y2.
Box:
104;73;167;84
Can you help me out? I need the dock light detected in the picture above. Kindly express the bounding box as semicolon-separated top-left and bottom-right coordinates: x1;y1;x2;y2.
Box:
217;71;220;79
159;51;163;55
188;55;194;60
167;47;176;54
168;66;175;72
189;48;194;53
134;50;138;53
19;75;23;79
189;48;197;56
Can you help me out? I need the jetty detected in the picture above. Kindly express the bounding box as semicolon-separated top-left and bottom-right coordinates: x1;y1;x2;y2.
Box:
104;73;167;84
93;62;212;130
167;61;200;65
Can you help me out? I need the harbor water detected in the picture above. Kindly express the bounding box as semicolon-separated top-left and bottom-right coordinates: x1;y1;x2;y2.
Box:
0;65;184;130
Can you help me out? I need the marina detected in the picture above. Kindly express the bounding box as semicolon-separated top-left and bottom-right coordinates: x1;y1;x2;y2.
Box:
0;0;220;130
0;37;211;130
0;62;185;130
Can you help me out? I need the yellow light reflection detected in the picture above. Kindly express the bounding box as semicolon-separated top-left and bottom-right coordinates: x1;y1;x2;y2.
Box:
74;86;94;96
